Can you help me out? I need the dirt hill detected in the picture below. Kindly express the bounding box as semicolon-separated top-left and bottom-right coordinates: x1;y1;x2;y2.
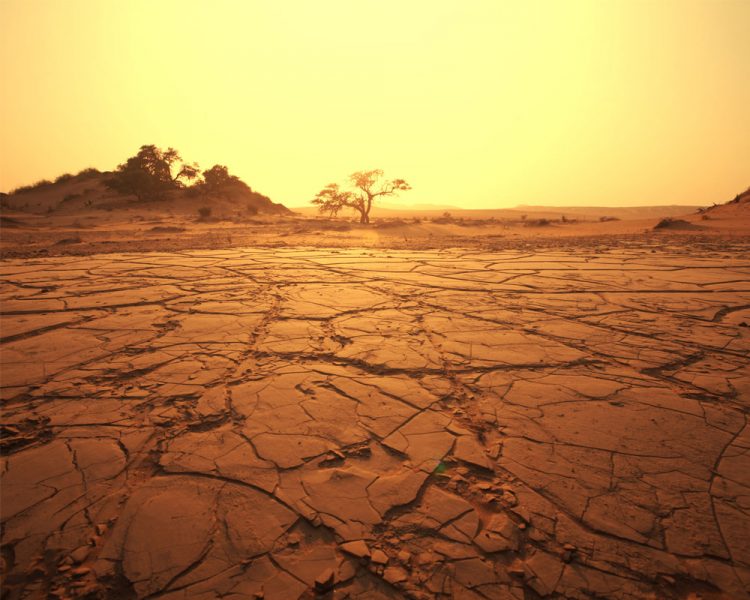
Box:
0;170;290;218
660;186;750;232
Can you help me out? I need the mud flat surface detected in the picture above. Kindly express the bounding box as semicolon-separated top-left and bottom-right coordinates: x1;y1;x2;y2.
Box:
1;245;749;599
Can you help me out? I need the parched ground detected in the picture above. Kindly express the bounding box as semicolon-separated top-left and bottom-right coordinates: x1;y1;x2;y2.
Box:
1;244;749;599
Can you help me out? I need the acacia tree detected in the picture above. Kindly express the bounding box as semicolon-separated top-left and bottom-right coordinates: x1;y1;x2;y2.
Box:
312;169;411;224
106;145;199;200
311;183;353;218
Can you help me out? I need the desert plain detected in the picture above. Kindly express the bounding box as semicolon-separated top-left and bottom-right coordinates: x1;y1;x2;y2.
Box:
1;190;750;600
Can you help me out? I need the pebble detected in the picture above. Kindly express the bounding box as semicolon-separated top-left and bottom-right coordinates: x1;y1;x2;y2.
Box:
69;546;89;564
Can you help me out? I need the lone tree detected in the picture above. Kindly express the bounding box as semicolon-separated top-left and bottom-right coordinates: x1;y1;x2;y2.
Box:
312;169;411;224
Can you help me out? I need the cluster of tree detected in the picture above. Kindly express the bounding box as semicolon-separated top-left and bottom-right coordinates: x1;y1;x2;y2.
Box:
312;169;411;224
105;145;251;201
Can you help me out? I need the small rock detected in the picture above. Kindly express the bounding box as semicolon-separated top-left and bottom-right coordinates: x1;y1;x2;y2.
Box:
488;442;502;458
340;540;370;559
416;551;440;566
397;550;411;564
57;565;71;573
511;504;531;523
384;566;408;584
371;550;389;565
314;567;335;593
337;560;357;583
70;567;90;578
502;490;518;506
287;533;301;547
95;524;107;536
454;435;493;469
69;546;89;564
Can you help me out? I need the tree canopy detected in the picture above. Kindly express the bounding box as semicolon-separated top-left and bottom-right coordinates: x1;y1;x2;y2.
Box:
312;169;411;223
105;145;200;200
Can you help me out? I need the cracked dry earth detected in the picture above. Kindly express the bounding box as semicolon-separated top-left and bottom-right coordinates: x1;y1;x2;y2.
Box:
1;246;749;600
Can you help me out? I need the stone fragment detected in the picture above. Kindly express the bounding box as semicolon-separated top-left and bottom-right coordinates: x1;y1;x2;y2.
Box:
340;540;371;559
454;435;493;469
314;567;335;592
384;566;408;584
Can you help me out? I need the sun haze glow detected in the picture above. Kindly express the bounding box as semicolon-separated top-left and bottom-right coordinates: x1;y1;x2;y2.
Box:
1;0;748;208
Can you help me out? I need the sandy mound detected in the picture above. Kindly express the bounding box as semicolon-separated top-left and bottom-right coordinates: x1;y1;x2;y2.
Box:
1;171;291;219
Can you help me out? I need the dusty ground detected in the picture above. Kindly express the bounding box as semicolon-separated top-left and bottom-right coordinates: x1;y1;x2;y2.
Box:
1;212;749;260
1;243;750;599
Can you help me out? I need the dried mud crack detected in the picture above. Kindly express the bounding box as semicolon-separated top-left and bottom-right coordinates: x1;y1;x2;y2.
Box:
1;246;749;599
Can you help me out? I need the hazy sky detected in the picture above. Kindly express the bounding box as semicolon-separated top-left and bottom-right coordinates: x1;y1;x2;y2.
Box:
1;0;748;208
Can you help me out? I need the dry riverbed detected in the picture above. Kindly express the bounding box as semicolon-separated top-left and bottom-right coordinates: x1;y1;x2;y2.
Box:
1;245;749;599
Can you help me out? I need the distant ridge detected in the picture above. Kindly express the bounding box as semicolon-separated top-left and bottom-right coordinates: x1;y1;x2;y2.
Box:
513;204;705;219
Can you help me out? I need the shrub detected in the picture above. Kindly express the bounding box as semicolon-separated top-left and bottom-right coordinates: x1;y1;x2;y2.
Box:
10;179;53;194
54;173;75;184
654;218;674;229
524;218;551;227
76;167;101;179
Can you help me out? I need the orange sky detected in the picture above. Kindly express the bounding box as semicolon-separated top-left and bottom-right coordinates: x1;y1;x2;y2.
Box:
1;0;748;208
